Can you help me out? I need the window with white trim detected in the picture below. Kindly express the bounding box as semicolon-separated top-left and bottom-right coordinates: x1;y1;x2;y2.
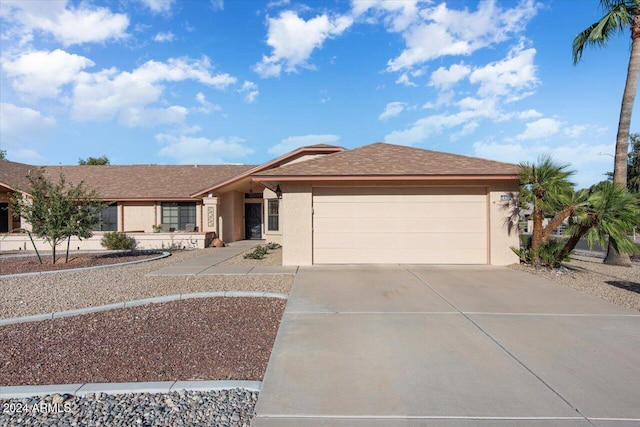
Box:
267;199;279;231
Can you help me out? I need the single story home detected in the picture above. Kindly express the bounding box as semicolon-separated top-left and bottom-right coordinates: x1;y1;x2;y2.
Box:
1;142;520;265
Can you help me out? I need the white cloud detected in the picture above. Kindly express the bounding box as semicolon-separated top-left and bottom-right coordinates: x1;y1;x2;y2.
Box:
396;72;417;87
2;49;94;99
516;118;562;140
240;81;259;103
352;0;421;32
254;10;353;77
2;1;129;46
268;134;340;155
517;109;543;120
564;125;587;138
157;134;254;164
139;0;175;14
383;0;538;71
0;103;56;143
72;56;236;125
469;43;538;98
194;92;222;114
210;0;224;12
429;63;471;90
379;102;406;121
153;31;175;42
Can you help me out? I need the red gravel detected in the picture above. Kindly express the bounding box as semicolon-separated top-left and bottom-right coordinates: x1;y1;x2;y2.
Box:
0;251;161;275
0;297;286;386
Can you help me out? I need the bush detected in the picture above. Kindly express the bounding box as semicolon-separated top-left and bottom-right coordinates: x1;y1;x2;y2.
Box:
512;236;569;268
266;242;281;250
101;232;136;250
244;245;269;259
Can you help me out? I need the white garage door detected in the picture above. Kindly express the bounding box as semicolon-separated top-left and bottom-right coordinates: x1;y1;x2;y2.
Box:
313;187;488;264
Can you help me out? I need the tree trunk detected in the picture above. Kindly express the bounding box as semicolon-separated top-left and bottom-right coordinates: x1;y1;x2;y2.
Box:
65;236;71;263
560;225;590;260
541;206;573;243
605;15;640;266
52;243;56;265
531;203;544;248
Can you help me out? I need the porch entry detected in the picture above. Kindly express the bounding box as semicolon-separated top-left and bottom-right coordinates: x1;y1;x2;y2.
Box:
245;202;262;240
0;203;8;233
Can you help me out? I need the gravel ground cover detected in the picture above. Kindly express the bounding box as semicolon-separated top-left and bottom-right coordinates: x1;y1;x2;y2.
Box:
0;251;160;275
217;247;282;267
1;389;257;426
0;249;294;319
509;253;640;312
1;297;286;386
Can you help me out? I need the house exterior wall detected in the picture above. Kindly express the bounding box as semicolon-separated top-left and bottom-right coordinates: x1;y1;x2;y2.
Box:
281;183;313;265
121;202;155;232
263;187;282;245
219;191;244;242
278;180;520;266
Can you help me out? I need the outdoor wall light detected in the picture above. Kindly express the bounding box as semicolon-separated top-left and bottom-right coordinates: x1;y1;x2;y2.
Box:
275;184;282;199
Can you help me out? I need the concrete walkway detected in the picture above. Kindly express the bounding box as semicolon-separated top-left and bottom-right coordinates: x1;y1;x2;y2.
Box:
253;265;640;426
147;240;298;276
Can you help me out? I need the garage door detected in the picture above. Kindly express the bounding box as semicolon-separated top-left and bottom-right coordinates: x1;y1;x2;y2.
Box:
312;187;488;264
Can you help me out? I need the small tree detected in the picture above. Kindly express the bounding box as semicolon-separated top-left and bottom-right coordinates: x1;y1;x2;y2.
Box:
78;156;110;165
0;149;6;160
11;169;105;264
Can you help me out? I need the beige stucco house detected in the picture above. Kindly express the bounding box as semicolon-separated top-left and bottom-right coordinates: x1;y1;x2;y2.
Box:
1;142;520;265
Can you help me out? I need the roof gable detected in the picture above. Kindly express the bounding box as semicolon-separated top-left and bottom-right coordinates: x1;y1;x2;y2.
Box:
253;142;519;178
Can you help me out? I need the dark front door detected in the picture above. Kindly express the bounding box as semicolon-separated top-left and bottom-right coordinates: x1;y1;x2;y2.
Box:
245;203;262;240
0;203;8;233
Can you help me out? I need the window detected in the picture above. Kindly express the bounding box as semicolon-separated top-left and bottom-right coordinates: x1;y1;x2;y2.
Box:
161;202;196;231
93;203;117;231
267;199;279;231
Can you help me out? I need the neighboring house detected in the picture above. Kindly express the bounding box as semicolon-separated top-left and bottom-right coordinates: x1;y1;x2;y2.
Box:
0;142;520;265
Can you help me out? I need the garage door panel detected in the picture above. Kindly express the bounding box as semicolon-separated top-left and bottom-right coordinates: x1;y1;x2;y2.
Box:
314;248;487;264
314;232;486;250
314;202;486;219
313;217;487;233
312;187;488;265
313;186;486;197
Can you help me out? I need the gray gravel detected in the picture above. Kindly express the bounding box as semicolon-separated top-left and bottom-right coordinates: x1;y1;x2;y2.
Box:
1;249;294;319
1;389;257;426
509;254;640;312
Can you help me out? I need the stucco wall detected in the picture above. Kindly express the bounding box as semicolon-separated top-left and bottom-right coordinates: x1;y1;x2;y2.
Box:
122;202;155;233
219;191;244;242
281;183;313;265
488;181;521;266
263;188;282;245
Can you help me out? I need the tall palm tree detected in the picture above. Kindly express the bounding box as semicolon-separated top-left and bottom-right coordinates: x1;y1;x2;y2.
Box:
573;0;640;265
519;156;575;262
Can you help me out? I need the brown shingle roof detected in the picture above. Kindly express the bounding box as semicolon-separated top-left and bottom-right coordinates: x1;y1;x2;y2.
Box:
1;161;255;199
0;160;35;193
254;142;519;177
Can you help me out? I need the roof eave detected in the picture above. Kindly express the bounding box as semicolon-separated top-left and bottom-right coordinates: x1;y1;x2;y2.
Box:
190;146;345;197
252;174;520;182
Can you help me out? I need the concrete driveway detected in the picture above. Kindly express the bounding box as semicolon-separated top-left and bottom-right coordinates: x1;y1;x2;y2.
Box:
252;265;640;427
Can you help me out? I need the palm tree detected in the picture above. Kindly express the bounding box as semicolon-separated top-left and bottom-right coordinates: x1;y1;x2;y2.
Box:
519;156;575;262
560;182;640;259
573;0;640;265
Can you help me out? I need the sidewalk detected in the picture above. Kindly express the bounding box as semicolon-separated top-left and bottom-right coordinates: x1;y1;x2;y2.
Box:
147;240;297;276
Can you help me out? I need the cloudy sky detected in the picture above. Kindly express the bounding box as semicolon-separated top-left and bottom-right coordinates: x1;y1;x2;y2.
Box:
0;0;636;188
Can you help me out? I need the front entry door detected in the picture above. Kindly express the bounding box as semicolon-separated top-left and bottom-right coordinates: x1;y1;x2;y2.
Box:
245;203;262;240
0;203;8;233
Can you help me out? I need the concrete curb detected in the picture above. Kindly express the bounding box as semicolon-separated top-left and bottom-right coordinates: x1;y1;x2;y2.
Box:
0;251;171;279
0;380;262;399
0;292;288;325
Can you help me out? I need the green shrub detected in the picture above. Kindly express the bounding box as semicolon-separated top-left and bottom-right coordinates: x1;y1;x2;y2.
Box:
101;232;136;250
512;236;569;268
266;242;281;250
244;245;269;259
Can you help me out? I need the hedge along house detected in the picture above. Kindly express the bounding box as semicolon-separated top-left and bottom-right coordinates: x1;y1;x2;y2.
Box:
252;143;521;266
1;142;520;263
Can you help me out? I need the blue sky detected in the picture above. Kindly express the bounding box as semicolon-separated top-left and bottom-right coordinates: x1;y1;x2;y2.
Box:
0;0;637;188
